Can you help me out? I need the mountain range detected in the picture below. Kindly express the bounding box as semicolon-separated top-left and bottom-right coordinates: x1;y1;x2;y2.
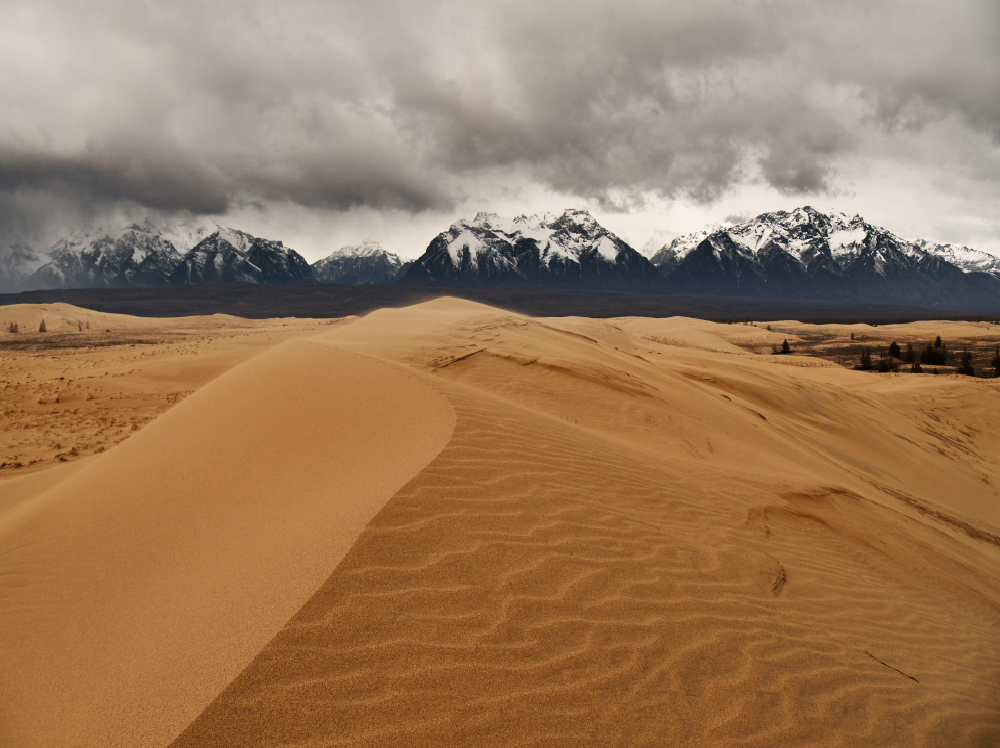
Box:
0;223;404;291
2;207;999;309
647;207;1000;307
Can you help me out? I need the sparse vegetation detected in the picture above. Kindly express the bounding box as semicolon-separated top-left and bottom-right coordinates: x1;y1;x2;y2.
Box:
957;349;975;377
858;347;873;371
39;320;47;333
921;339;949;366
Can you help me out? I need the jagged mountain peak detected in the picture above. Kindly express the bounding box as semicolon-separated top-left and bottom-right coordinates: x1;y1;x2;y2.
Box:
169;228;311;285
401;208;660;289
648;206;1000;306
327;239;391;259
312;240;403;285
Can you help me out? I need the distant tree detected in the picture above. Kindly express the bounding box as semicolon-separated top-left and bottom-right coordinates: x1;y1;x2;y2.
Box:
850;332;855;340
85;320;90;329
772;345;778;354
935;335;943;348
876;348;896;373
78;321;83;332
781;339;791;354
911;360;923;373
767;325;772;332
858;347;873;371
6;322;13;333
38;320;46;333
888;341;901;358
991;345;1000;378
957;349;975;377
904;342;915;363
921;342;947;366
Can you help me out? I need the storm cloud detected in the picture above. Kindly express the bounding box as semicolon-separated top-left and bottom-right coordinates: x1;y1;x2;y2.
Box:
1;0;998;236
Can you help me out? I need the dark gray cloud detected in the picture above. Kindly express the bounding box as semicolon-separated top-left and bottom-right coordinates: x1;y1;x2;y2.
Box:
0;0;997;235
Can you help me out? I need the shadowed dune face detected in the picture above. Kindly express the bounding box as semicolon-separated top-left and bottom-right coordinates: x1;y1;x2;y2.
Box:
2;298;999;747
164;298;1000;747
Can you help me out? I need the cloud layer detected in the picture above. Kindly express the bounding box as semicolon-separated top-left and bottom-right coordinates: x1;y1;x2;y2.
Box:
1;0;998;238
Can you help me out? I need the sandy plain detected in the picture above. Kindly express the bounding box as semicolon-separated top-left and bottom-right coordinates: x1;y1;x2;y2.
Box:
1;299;999;747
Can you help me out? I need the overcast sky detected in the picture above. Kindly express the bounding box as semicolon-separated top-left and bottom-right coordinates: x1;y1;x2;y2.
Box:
2;0;998;259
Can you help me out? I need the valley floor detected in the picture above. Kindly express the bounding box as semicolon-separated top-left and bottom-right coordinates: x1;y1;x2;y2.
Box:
1;299;998;747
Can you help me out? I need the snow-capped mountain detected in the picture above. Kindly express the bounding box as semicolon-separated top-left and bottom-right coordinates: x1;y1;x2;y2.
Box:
25;223;184;290
401;209;661;289
312;240;405;284
650;207;1000;305
909;240;1000;279
169;228;314;285
0;236;45;292
648;220;735;274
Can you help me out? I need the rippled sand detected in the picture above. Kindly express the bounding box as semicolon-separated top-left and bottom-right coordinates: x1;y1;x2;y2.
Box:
2;298;999;747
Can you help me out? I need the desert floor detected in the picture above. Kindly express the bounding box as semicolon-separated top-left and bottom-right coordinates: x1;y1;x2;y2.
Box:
1;299;998;747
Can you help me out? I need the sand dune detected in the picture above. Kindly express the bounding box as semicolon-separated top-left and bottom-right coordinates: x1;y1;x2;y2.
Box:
0;337;454;748
2;298;999;747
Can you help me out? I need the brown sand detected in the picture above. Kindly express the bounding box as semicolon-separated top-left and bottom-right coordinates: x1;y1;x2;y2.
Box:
2;299;999;747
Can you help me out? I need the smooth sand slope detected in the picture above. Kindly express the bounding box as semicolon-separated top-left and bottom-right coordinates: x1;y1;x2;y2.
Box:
2;298;999;747
0;334;454;747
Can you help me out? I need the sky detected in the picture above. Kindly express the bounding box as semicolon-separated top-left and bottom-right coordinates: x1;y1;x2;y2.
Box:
1;0;999;261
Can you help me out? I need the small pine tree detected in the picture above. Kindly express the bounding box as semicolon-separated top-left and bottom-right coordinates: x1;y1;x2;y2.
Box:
39;320;46;333
888;341;901;358
904;342;914;363
876;348;893;372
78;321;83;332
850;332;855;341
6;321;13;334
921;342;947;366
957;349;975;377
781;339;790;354
935;335;942;348
911;360;923;373
767;325;772;331
859;347;873;371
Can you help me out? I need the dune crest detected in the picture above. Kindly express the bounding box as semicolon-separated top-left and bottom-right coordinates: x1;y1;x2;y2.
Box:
171;298;1000;747
0;339;454;748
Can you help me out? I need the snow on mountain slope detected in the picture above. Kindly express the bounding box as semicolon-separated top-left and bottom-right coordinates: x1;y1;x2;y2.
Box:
312;241;404;285
25;224;184;290
169;229;315;285
0;236;45;292
402;209;661;289
650;206;1000;305
910;240;1000;278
